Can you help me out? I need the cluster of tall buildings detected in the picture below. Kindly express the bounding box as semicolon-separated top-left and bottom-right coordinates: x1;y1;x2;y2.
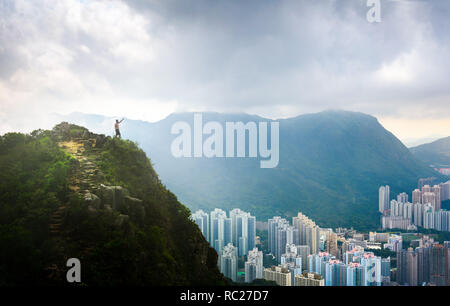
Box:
268;213;322;263
380;183;450;232
191;208;258;282
264;212;389;286
396;239;450;286
280;244;308;284
413;184;442;210
220;243;238;282
192;202;450;286
266;246;388;286
306;248;388;286
268;217;298;262
191;208;256;255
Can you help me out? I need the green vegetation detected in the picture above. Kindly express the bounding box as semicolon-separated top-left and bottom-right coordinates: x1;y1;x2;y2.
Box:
370;248;396;259
415;227;450;244
0;130;73;285
377;228;450;246
0;124;227;286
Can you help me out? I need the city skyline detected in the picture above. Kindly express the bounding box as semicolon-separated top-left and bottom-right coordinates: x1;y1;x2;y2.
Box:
191;198;450;286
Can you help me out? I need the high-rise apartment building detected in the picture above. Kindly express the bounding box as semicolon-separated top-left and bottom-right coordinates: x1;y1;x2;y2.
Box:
412;189;422;204
416;246;431;285
397;192;408;203
324;260;347;286
325;232;338;257
294;272;324;286
263;266;292;286
275;223;297;262
296;245;311;271
268;217;297;262
397;243;450;286
440;181;450;202
382;215;414;230
346;262;367;286
220;243;238;282
379;185;390;213
281;244;303;284
421;184;442;211
423;191;438;211
430;244;447;286
293;212;320;254
405;248;418;286
268;217;287;256
390;200;413;220
210;208;232;253
230;209;256;256
307;252;333;276
191;209;209;242
244;248;263;283
432;185;442;211
381;257;391;284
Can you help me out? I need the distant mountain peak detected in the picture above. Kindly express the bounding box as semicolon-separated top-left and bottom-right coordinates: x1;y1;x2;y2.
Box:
410;136;450;167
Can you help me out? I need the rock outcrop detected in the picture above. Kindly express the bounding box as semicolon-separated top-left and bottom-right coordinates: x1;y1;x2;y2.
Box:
52;122;144;227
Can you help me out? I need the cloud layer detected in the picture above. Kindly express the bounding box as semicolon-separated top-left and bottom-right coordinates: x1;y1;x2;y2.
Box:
0;0;449;143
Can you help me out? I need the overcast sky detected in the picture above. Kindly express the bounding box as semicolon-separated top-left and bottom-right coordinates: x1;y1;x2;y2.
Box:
0;0;449;145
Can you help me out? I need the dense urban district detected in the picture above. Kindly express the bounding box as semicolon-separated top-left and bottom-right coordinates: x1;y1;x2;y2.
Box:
191;178;450;286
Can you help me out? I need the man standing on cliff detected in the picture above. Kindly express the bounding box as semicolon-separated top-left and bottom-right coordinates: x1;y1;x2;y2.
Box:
114;118;124;139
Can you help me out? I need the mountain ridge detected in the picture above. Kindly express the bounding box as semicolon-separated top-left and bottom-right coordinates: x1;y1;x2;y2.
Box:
410;136;450;167
51;110;446;230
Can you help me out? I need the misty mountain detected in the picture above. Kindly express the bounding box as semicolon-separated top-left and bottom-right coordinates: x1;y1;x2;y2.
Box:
410;136;450;167
53;110;445;230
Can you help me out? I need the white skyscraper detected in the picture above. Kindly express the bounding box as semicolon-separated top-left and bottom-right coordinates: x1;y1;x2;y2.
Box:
210;208;231;253
281;244;303;284
397;192;408;203
268;217;287;256
412;189;422;204
431;185;442;210
191;209;209;242
267;216;297;262
379;185;390;213
276;223;297;262
423;192;437;211
245;248;263;283
220;243;238;282
296;245;311;271
230;208;256;256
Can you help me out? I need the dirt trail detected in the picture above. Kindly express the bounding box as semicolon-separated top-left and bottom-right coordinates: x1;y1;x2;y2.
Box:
46;137;104;280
